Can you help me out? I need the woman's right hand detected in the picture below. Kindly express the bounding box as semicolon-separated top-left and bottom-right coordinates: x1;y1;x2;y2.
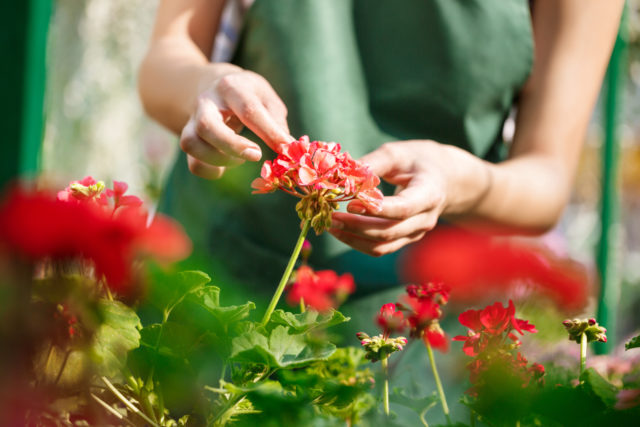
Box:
179;67;293;179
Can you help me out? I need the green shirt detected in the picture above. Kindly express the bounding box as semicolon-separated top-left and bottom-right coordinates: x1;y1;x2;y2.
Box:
160;0;533;296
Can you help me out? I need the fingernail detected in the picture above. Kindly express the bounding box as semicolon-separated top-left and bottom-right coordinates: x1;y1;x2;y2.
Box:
331;219;343;230
241;148;261;161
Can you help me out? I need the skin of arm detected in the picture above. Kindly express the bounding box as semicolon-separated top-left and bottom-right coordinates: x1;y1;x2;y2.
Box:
139;0;292;179
330;0;625;256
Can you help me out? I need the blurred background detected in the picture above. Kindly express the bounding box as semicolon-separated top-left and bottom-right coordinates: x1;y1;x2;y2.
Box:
4;0;640;351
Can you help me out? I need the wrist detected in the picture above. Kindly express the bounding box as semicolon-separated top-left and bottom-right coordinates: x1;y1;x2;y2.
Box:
440;146;493;217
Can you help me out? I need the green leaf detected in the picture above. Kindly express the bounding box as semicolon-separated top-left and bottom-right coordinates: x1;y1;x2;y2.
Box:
580;367;619;407
146;268;212;318
90;300;141;377
269;309;349;334
230;326;336;368
625;334;640;350
139;322;201;360
180;286;255;326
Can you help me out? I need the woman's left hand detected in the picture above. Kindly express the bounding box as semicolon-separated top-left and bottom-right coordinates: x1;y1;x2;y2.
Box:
329;141;488;256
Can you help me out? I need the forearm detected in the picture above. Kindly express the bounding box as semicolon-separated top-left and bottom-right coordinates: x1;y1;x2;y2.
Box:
138;39;240;134
442;147;571;234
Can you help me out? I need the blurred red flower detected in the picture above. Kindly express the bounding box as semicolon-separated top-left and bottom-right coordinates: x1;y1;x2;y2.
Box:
399;226;590;312
376;303;407;337
286;265;355;312
0;187;191;292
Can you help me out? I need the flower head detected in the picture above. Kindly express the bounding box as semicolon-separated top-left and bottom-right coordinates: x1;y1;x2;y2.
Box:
57;176;143;215
0;184;191;292
376;303;407;337
452;300;536;357
251;136;384;234
356;332;408;363
286;265;355;312
406;282;450;305
562;318;607;343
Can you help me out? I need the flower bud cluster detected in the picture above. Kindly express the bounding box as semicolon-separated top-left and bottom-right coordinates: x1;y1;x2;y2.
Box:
356;332;408;363
562;318;607;343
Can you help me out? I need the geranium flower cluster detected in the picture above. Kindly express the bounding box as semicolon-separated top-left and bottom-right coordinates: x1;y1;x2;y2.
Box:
57;176;143;214
453;300;544;395
562;318;607;344
357;304;408;363
398;282;450;352
252;136;384;234
286;265;355;312
0;177;191;292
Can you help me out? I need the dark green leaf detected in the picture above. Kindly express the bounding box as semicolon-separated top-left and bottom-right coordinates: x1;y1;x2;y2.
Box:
90;300;141;377
625;334;640;350
230;326;335;368
146;268;212;317
139;322;201;360
580;367;619;407
269;309;349;334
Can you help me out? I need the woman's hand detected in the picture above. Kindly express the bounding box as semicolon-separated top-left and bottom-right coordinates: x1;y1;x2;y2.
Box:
179;68;293;179
329;141;489;257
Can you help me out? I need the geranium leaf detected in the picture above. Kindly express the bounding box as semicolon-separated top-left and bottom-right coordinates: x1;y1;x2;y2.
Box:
625;334;640;350
145;268;212;318
269;309;349;334
90;300;141;377
580;367;619;407
230;326;335;368
139;322;202;360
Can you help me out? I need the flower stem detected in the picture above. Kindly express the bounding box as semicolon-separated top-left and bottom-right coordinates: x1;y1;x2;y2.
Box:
426;341;451;425
300;297;306;313
261;220;311;326
580;331;587;380
381;356;390;416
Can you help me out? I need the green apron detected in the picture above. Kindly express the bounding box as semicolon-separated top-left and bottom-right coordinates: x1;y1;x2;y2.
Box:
160;0;533;299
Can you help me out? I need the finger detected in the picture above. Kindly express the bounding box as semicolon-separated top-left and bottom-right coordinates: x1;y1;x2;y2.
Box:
224;114;245;133
261;87;291;136
194;98;263;161
330;229;426;257
225;94;292;153
181;121;245;167
357;143;406;178
186;155;226;180
347;178;443;220
331;211;435;242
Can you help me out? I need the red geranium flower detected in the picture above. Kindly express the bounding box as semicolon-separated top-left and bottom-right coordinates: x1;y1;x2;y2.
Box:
286;265;355;312
453;300;536;357
406;282;450;305
0;186;191;292
424;324;449;352
376;303;407;338
251;136;384;234
399;226;591;312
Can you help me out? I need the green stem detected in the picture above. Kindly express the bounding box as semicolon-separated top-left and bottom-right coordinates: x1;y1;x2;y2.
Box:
580;331;587;380
426;341;451;425
300;297;306;313
261;220;311;326
101;376;161;427
381;356;390;416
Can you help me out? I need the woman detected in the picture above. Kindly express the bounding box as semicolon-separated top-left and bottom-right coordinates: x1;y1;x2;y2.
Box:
139;0;623;296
